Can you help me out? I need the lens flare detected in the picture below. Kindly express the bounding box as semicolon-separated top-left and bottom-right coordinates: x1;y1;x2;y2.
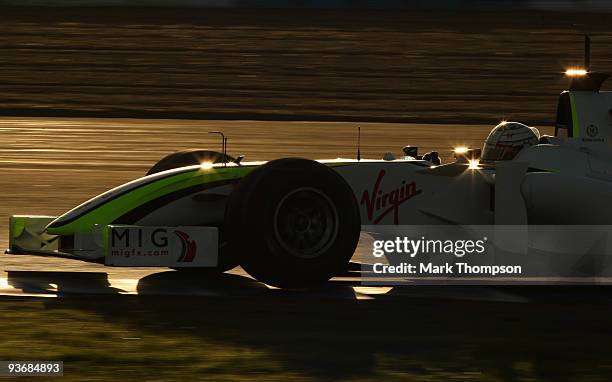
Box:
468;159;480;170
200;161;214;169
454;146;469;154
565;68;587;77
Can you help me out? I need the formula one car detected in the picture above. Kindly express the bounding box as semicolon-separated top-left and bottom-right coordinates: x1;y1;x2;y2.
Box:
8;38;612;287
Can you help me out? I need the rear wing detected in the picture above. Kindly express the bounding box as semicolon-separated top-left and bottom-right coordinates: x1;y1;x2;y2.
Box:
555;36;612;144
555;90;612;143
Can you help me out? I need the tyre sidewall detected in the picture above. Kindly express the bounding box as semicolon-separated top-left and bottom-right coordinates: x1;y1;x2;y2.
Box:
228;159;360;287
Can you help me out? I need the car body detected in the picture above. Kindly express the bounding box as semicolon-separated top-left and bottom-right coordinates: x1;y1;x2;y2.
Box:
8;48;612;287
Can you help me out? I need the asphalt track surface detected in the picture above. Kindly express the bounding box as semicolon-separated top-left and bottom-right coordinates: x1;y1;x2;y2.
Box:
0;116;561;300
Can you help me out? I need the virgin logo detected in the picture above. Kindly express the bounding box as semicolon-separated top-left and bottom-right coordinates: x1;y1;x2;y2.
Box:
360;170;421;224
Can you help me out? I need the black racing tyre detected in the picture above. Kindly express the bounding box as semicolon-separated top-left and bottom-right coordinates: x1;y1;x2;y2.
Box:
224;158;361;288
147;149;234;175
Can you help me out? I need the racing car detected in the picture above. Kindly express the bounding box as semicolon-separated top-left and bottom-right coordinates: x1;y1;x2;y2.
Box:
8;37;612;288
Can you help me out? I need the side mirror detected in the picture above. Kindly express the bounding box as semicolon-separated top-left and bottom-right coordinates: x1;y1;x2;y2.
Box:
402;146;418;158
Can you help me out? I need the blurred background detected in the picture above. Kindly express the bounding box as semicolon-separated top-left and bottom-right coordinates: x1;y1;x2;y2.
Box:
0;1;611;125
3;1;612;11
2;3;612;381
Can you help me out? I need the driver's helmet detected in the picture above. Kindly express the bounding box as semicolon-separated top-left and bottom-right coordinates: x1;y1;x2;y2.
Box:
482;121;540;162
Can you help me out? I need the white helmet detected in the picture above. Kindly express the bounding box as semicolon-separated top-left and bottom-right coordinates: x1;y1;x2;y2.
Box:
482;121;540;162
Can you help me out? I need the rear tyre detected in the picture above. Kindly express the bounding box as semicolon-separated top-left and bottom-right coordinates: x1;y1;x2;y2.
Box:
147;149;234;175
224;158;360;288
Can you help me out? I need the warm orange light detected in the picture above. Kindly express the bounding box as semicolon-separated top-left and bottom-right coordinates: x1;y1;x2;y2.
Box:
468;159;480;170
200;161;214;169
565;68;588;77
454;146;469;154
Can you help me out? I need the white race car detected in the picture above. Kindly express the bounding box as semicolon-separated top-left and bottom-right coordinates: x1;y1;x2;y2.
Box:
8;38;612;287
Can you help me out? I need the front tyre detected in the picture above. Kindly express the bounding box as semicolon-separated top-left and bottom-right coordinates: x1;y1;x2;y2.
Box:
224;158;360;288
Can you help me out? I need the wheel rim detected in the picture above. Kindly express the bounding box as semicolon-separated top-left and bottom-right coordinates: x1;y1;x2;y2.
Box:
273;187;339;259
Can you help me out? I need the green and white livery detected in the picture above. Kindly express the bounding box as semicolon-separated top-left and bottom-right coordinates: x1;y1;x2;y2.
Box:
8;40;612;288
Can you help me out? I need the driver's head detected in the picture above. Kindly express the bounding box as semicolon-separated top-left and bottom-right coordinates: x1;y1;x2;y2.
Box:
482;121;540;162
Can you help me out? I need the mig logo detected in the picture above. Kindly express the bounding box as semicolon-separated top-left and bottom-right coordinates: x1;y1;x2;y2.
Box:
175;230;197;262
361;169;421;224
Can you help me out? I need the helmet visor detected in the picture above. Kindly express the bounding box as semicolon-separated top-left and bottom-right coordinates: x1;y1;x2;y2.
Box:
481;143;524;162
